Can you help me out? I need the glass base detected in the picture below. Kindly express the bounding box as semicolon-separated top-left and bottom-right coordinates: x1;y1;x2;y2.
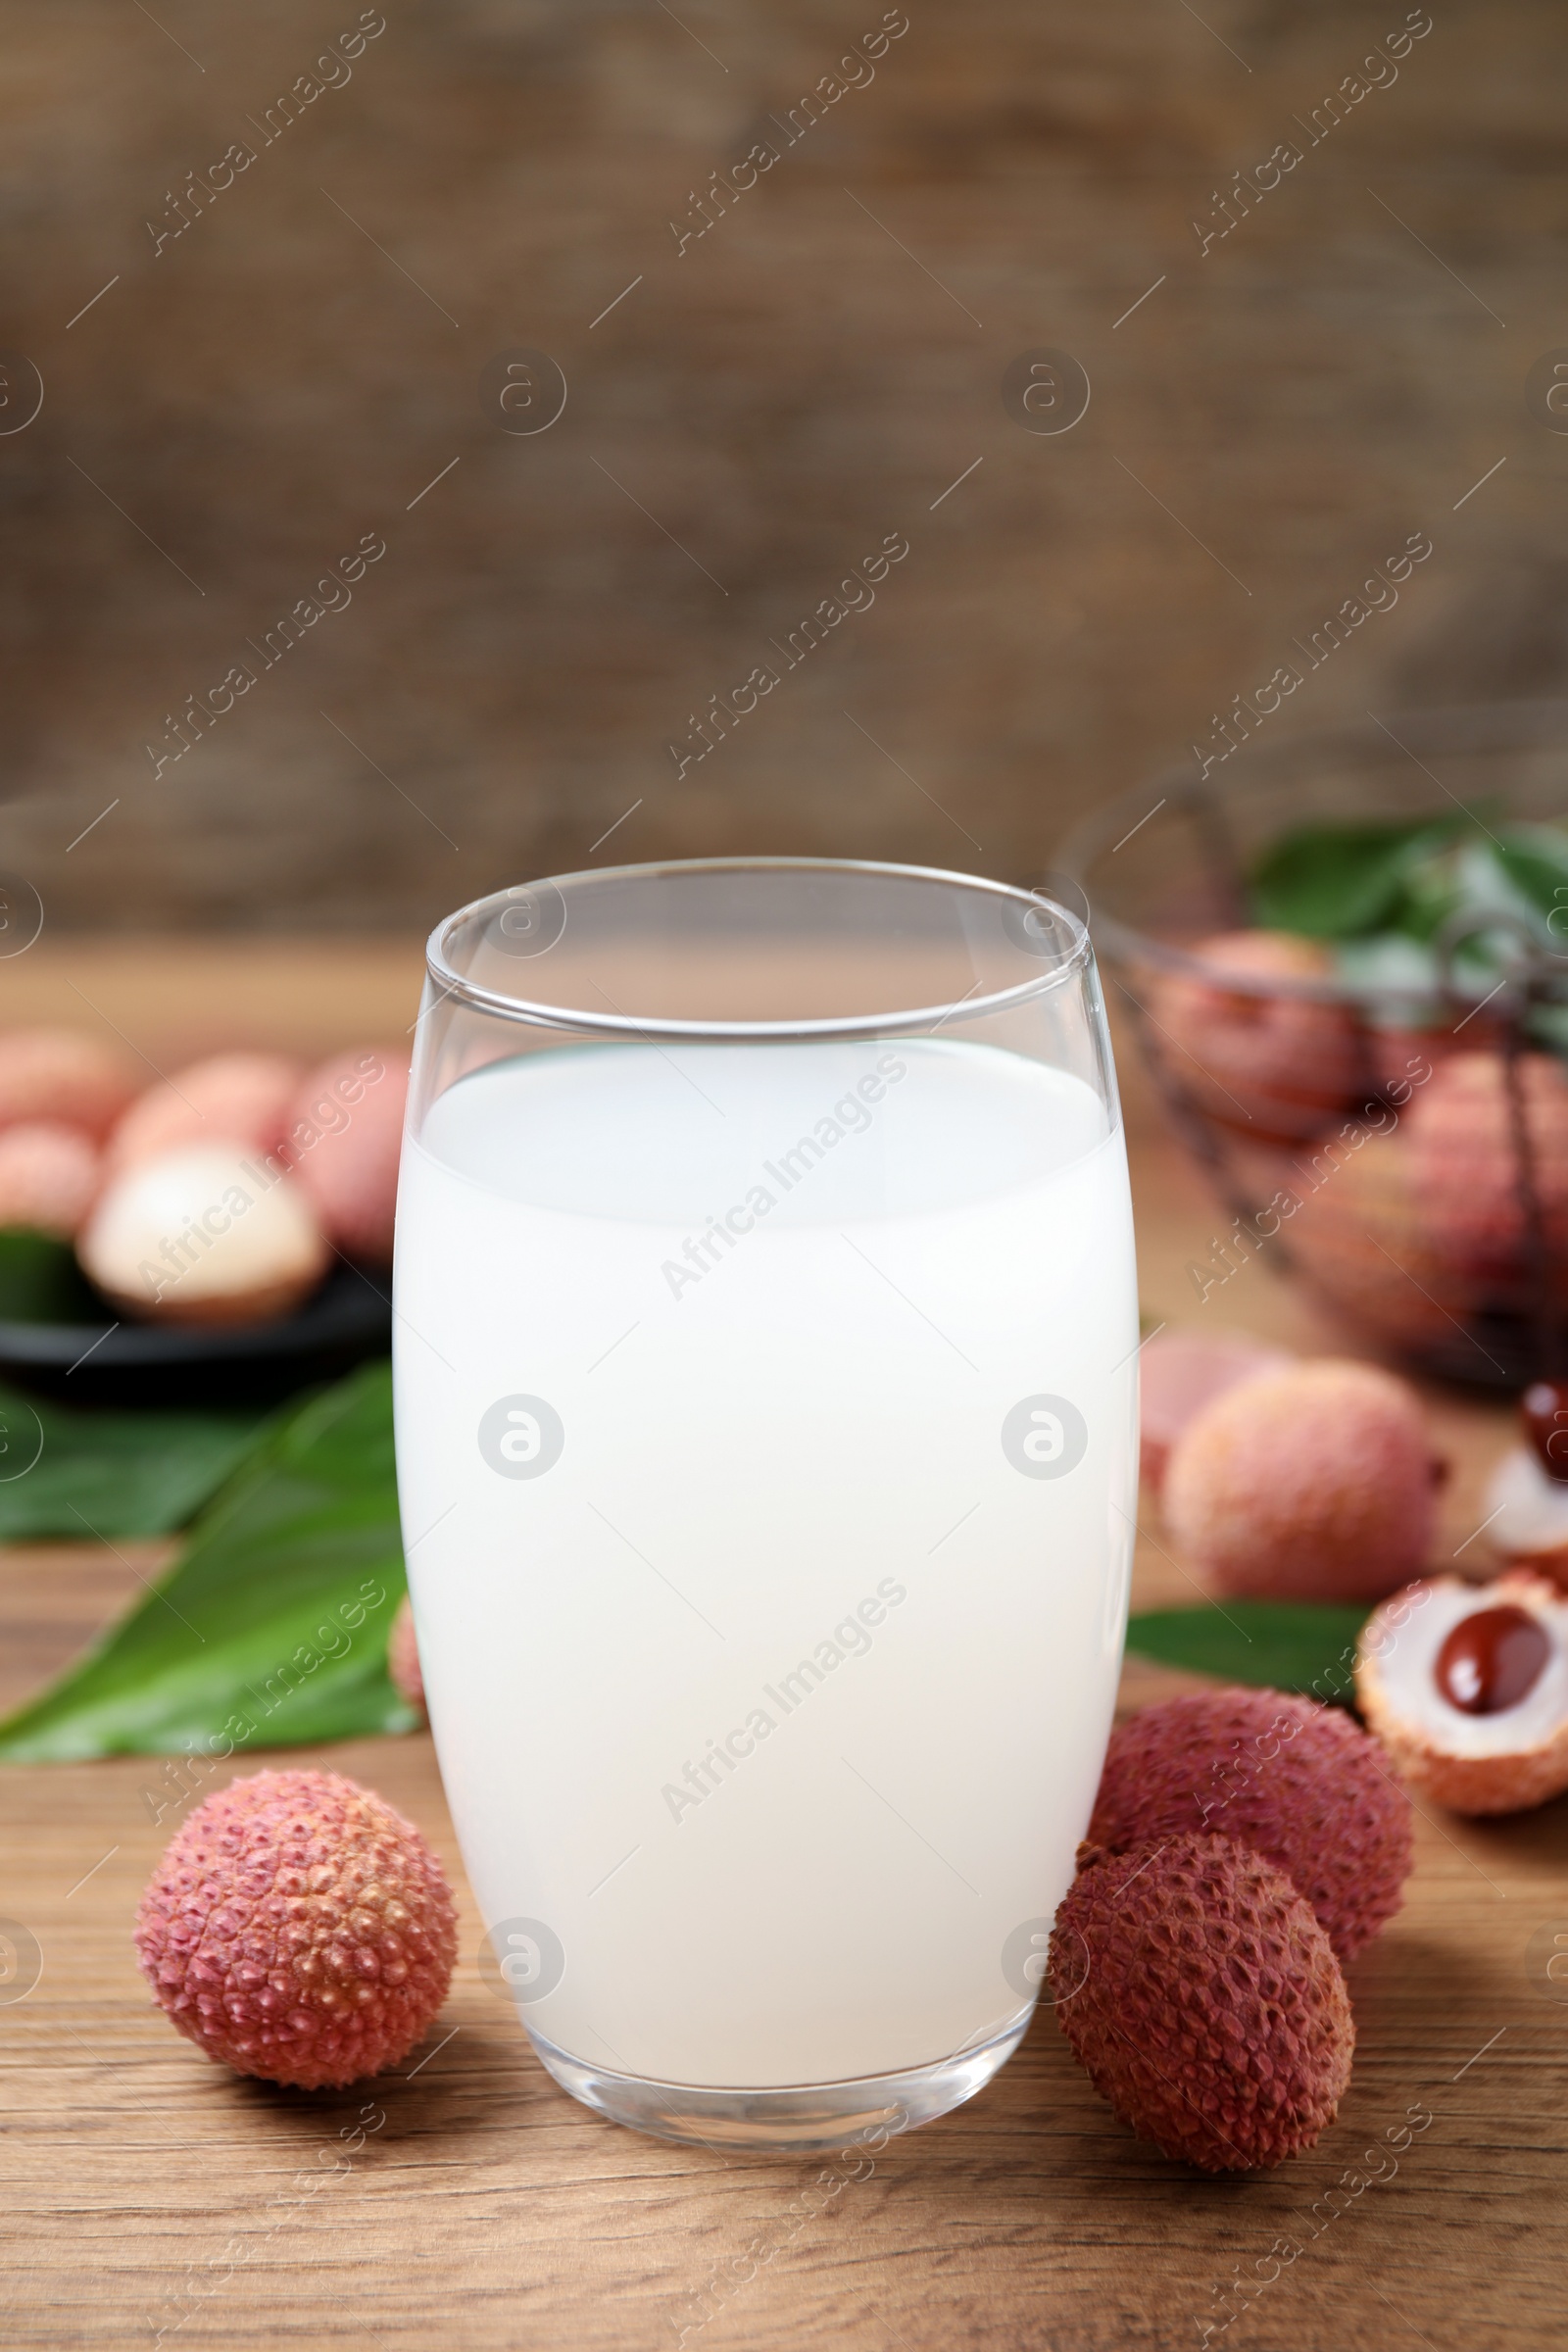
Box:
523;2006;1035;2152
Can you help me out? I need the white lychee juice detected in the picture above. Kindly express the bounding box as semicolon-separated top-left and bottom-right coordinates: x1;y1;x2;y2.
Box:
394;1033;1137;2094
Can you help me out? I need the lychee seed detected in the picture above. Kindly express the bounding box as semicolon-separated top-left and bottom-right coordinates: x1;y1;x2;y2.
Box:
134;1769;457;2088
1088;1688;1413;1962
1050;1834;1353;2173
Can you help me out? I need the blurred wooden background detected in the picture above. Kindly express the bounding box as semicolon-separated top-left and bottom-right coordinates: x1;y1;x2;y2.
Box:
3;0;1566;931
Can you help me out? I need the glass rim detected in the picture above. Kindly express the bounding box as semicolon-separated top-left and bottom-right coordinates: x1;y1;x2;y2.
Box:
424;856;1093;1042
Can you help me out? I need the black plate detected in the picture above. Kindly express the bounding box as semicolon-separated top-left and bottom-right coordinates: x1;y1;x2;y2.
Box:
0;1259;393;1407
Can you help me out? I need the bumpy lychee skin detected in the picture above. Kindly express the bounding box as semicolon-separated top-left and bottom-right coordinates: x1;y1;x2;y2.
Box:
1164;1358;1437;1602
0;1120;100;1237
1144;931;1363;1142
1403;1050;1568;1277
107;1053;301;1173
387;1594;425;1716
284;1049;409;1261
1138;1328;1293;1495
1050;1836;1353;2173
1089;1689;1413;1962
135;1770;457;2088
0;1028;135;1142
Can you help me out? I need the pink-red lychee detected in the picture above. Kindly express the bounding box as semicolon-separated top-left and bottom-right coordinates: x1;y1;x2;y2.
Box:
1138;1328;1294;1494
284;1049;409;1261
1402;1051;1568;1279
0;1028;135;1142
1050;1835;1353;2172
134;1769;457;2088
388;1594;425;1716
1143;932;1363;1142
0;1121;100;1237
1164;1357;1438;1602
1088;1689;1413;1961
107;1053;302;1173
1283;1134;1459;1357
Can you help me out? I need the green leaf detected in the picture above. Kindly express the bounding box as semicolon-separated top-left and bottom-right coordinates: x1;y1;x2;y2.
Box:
1250;818;1463;940
0;1362;415;1762
1491;823;1568;926
0;1228;103;1323
1251;821;1434;938
0;1381;270;1542
1125;1601;1371;1700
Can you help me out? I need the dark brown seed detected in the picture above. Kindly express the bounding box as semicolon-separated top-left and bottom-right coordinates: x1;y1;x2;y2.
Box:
1435;1605;1551;1716
1522;1381;1568;1483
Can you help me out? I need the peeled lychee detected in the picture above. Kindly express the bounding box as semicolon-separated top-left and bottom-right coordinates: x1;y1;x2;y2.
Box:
1089;1689;1413;1961
1357;1573;1568;1815
1164;1358;1438;1602
107;1053;301;1173
78;1144;327;1324
134;1769;458;2088
0;1121;101;1237
1143;932;1364;1142
1050;1835;1353;2172
1138;1328;1294;1494
0;1028;135;1142
388;1594;425;1716
284;1049;409;1261
1483;1441;1568;1592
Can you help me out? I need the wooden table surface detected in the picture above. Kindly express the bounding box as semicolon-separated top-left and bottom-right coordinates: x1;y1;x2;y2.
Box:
2;948;1563;2352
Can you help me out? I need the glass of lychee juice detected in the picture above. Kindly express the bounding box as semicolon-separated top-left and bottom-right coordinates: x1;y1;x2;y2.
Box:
393;859;1139;2149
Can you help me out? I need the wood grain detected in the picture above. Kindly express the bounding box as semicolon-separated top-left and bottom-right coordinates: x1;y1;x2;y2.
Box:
1;954;1563;2352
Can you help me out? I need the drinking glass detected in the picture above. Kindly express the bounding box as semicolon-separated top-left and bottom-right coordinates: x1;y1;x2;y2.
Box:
393;858;1139;2149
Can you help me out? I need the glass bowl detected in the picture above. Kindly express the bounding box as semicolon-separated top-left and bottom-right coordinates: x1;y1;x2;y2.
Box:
1057;704;1568;1389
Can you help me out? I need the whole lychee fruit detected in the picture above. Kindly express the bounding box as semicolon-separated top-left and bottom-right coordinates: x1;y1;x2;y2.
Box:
1050;1835;1353;2173
1089;1689;1413;1961
107;1053;302;1172
0;1121;101;1237
1164;1357;1437;1602
1403;1051;1568;1279
388;1594;425;1716
1284;1134;1459;1355
284;1049;409;1261
134;1769;457;2087
1138;1328;1294;1495
1143;932;1363;1142
0;1028;135;1141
